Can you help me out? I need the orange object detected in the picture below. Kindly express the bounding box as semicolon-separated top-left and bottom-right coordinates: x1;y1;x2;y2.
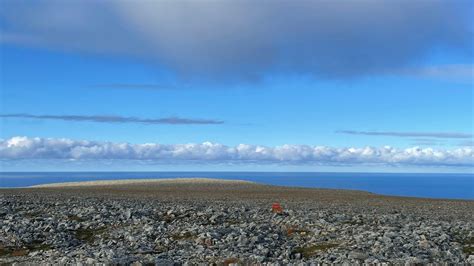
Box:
272;202;283;213
286;227;295;236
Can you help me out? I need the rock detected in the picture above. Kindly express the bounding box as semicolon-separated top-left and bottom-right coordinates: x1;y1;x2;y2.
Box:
418;239;430;249
123;209;132;220
467;255;474;264
209;214;221;223
59;257;68;264
348;251;368;260
154;259;174;266
238;236;249;246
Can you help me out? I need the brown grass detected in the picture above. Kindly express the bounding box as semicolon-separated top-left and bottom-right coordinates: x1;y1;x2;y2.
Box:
223;257;240;265
0;242;52;258
171;231;195;241
67;215;85;222
286;226;311;236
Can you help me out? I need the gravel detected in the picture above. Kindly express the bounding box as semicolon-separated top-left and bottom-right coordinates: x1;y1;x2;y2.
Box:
1;178;473;264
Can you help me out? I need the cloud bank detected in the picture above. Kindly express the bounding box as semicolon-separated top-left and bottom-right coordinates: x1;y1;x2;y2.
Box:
1;137;472;167
337;130;472;139
1;0;471;81
0;114;223;125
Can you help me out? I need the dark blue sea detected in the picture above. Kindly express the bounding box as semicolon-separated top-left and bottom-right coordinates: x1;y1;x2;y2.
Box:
1;172;473;200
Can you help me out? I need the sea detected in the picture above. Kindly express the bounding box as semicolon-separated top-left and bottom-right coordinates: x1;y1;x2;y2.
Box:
0;172;473;200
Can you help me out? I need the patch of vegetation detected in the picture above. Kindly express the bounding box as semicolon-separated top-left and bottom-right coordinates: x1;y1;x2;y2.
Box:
67;215;85;222
293;242;339;258
451;231;474;256
286;227;311;236
9;249;28;257
223;257;240;265
24;211;42;218
154;245;168;253
462;237;474;255
171;231;195;241
0;242;52;258
28;240;52;252
0;246;10;257
75;227;107;243
225;218;241;225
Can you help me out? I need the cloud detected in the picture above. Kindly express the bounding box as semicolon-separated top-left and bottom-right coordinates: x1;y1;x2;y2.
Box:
1;136;472;167
397;64;473;82
1;0;471;81
337;130;472;139
0;114;223;125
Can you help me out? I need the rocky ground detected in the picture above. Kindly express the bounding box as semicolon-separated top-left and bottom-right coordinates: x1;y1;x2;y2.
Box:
1;178;473;265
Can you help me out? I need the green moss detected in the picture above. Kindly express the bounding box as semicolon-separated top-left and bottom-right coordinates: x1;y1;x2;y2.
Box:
452;232;474;256
462;237;474;255
293;243;338;258
28;241;52;252
225;218;241;225
0;246;10;257
463;246;474;255
75;227;107;243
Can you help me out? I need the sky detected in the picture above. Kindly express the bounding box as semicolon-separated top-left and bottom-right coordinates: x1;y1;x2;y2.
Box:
0;0;473;172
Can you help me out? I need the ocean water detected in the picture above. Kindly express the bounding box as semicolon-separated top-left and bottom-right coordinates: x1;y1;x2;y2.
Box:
0;172;473;200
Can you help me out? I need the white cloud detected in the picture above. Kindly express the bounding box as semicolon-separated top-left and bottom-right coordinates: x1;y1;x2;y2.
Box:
1;136;472;167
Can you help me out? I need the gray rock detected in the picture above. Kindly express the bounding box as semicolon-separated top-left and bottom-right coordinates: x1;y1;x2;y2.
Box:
348;251;368;260
467;255;474;264
123;209;132;220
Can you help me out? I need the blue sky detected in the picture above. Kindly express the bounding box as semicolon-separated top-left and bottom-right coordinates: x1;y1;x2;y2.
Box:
0;0;473;172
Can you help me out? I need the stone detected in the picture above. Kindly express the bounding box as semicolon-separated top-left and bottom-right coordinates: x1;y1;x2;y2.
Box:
123;209;132;220
467;255;474;264
348;251;368;260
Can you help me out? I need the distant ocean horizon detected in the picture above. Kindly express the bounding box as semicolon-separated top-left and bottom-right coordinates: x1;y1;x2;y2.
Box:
1;171;473;200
